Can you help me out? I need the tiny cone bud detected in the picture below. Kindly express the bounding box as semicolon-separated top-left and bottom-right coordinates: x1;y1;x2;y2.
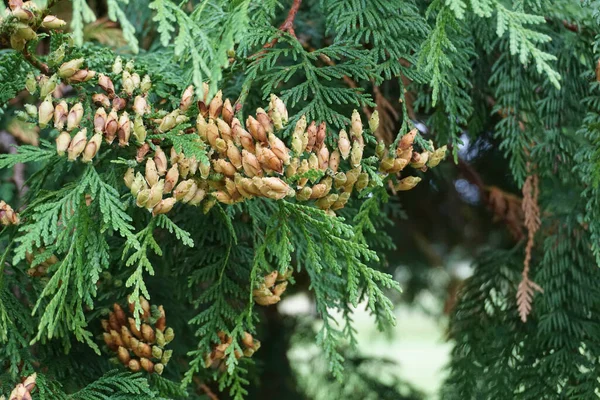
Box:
306;122;317;152
82;133;102;163
13;7;33;22
395;176;421;191
98;74;115;96
247;115;267;142
350;109;363;140
329;149;340;172
14;23;36;41
117;346;130;365
42;15;67;29
53;100;68;130
427;145;447;168
156;305;166;332
236;126;255;152
124;168;135;189
133;115;147;144
141;324;156;343
94;107;107;134
242;150;262;177
206;119;220;148
318;146;329;170
125;59;134;72
227;140;242;169
256;108;273;134
222;98;234;124
161;349;173;365
117;112;131;147
295;186;311;201
379;157;395;172
25;72;36;94
0;201;20;226
145;159;159;187
286;157;299;178
39;75;57;98
112;56;123;74
10;36;26;51
68;69;96;83
56;131;71;156
146;181;164;209
213;190;234;204
389;157;409;174
272;281;288;296
128;359;141;372
152;197;176;216
122;70;135;95
187;187;206;205
316;122;326;149
375;140;385;159
196;114;208;140
410;151;429;169
297;159;309;187
67;128;88;161
180;85;194;111
216;118;233;142
38;96;54;128
355;172;369;192
338;130;351;159
58;58;84;79
259;145;283;173
213;159;237;177
164;327;175;343
140;75;152;93
154;363;165;375
174;180;196;201
164;164;179;193
133;95;148;116
154;147;168;176
242;332;254;348
136;189;150;208
66;103;84;131
112;97;127;112
269;94;288;127
350;140;364;168
308;153;319;170
399;129;417;150
92;93;111;108
291;131;303;155
208;90;223;119
334;172;347;189
369;110;379;133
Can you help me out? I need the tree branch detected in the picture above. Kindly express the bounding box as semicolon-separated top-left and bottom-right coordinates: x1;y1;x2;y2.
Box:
264;0;303;49
22;45;50;75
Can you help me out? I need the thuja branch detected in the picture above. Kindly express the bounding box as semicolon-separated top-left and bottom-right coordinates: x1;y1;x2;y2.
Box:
264;0;302;49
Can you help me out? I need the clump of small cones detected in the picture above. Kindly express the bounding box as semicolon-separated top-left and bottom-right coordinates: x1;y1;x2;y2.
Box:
0;201;20;226
25;247;58;277
204;331;261;371
101;297;174;375
1;1;66;52
2;373;36;400
253;270;291;306
23;54;446;217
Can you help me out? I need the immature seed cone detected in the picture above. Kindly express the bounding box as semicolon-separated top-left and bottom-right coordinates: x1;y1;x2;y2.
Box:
133;95;148;116
42;15;66;29
66;103;84;131
398;128;417;151
180;85;194;111
94;107;107;134
92;93;111;109
154;147;168;176
395;176;421;191
145;159;159;187
53;100;68;130
306;121;317;152
58;58;84;79
56;131;71;156
68;69;96;83
338;129;351;160
38;95;54;128
81;133;102;163
67;128;88;161
117;112;131;147
208;90;223;119
0;201;20;226
112;97;127;112
98;74;115;96
222;98;234;124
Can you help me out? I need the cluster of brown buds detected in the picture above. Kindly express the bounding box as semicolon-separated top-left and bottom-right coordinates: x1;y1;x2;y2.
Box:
1;373;36;400
25;248;58;277
0;1;65;51
253;270;291;306
0;201;20;226
204;331;261;370
101;297;174;375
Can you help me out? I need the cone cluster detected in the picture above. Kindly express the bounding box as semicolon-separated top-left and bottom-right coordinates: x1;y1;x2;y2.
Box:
204;331;261;370
25;247;58;277
0;201;20;226
2;373;36;400
101;297;174;375
25;54;445;218
1;1;66;52
253;270;291;306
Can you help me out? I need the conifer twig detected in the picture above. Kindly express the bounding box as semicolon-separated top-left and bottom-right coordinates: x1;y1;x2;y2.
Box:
193;376;219;400
263;0;303;49
517;170;543;322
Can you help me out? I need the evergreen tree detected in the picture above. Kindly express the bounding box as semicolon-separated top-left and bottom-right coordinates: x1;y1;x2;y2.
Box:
0;0;598;399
